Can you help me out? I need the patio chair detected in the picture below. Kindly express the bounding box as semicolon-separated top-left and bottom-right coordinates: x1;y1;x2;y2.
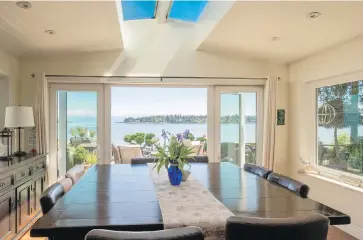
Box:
112;144;122;164
118;145;143;164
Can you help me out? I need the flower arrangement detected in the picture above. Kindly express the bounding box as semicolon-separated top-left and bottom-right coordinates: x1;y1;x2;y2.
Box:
152;130;195;185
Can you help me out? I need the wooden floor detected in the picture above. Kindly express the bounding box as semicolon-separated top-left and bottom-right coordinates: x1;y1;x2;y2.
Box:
20;226;357;240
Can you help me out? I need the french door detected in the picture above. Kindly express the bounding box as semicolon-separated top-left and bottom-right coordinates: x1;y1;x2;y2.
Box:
49;84;104;183
214;86;264;167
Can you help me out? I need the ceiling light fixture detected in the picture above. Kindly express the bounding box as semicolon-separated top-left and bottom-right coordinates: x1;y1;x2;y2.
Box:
44;30;56;35
307;12;321;19
16;1;32;9
271;36;280;42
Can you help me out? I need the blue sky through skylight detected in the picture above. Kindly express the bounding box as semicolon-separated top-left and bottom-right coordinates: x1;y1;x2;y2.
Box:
121;0;157;21
168;0;208;23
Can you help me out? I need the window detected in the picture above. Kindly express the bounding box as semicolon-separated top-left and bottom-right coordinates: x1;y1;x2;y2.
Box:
121;0;157;21
168;0;208;23
317;80;363;177
110;87;208;163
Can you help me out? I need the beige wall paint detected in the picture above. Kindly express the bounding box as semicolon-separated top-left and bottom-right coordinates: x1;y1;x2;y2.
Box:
289;37;363;239
0;50;20;106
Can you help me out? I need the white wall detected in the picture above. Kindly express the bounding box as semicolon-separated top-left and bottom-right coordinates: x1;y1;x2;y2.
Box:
289;36;363;239
0;50;20;106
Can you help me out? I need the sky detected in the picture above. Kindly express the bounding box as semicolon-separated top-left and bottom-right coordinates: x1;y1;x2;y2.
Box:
63;87;257;117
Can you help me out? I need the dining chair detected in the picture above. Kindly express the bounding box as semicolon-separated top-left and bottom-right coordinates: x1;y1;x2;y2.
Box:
267;172;310;198
112;144;122;164
39;182;65;215
85;226;204;240
65;165;85;185
225;214;329;240
243;163;272;179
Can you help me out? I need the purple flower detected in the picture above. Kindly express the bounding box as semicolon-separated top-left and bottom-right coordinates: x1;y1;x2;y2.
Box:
176;133;183;142
161;129;170;140
183;129;190;139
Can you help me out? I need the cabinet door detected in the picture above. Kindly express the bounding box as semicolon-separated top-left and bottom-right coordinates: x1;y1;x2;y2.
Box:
16;181;32;233
0;191;16;240
31;173;44;214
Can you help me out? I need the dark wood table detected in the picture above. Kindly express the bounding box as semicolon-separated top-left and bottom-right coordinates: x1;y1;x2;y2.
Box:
31;163;350;239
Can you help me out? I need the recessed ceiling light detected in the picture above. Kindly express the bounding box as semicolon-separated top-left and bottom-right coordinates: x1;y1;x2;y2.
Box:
307;12;321;19
16;1;32;9
271;36;280;42
44;30;56;35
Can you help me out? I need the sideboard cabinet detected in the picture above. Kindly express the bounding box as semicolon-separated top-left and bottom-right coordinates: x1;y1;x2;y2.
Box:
0;154;47;240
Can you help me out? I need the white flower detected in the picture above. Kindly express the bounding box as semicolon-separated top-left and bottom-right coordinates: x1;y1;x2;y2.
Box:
182;139;192;147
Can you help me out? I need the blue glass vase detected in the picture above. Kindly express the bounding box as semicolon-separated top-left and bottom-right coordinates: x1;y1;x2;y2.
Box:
168;164;182;186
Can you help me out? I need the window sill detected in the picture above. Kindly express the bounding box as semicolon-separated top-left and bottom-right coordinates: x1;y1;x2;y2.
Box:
298;171;363;195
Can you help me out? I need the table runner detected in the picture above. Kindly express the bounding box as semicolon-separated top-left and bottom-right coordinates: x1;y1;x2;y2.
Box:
147;163;234;240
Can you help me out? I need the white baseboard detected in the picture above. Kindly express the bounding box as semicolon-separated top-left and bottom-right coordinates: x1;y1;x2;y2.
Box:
336;224;363;239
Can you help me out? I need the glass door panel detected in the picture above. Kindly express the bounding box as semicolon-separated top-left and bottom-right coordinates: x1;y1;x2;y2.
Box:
215;87;263;167
50;84;104;181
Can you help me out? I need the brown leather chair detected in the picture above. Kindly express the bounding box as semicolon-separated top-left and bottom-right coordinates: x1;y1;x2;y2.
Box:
65;165;85;185
243;163;272;179
267;172;310;198
226;214;329;240
85;227;204;240
39;182;65;215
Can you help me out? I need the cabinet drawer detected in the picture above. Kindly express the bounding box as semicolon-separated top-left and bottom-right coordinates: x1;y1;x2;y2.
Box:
0;176;14;192
33;161;45;174
15;168;31;183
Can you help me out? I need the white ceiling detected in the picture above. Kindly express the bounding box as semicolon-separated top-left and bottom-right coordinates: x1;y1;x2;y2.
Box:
199;1;363;63
0;1;123;56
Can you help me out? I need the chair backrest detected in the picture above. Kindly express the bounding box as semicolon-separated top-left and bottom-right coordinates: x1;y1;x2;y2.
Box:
118;145;143;164
267;172;310;198
65;165;85;185
85;226;204;240
39;182;65;215
131;156;209;164
112;144;122;164
226;215;329;240
58;178;73;193
243;163;272;179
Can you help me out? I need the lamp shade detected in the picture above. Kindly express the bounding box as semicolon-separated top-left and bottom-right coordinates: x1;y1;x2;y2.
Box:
4;106;35;128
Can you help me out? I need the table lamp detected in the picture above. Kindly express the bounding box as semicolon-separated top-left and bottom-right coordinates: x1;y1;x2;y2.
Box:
4;106;35;157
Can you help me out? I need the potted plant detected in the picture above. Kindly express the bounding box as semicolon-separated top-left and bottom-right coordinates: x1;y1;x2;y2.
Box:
153;134;194;186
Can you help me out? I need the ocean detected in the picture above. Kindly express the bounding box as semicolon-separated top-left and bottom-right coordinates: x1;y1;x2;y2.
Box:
65;116;362;145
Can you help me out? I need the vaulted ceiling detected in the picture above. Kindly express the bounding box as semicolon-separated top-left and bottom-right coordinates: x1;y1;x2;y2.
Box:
200;1;363;63
0;1;362;64
0;1;122;56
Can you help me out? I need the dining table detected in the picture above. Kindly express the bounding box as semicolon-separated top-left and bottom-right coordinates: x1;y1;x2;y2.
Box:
30;162;351;239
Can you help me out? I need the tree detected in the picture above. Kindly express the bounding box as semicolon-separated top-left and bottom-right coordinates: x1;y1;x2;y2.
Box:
89;130;96;138
123;135;133;144
145;133;156;146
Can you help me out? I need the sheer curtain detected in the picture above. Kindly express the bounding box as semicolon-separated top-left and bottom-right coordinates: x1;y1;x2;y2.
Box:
262;76;278;170
34;72;48;154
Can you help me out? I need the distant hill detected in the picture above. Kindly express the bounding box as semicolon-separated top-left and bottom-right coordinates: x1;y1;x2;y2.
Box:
121;114;256;124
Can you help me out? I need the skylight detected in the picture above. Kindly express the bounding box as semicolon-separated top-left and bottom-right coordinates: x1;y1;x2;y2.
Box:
167;0;208;23
121;0;157;21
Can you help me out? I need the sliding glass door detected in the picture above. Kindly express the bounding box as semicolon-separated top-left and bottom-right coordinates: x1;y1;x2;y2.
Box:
49;84;104;180
214;87;263;167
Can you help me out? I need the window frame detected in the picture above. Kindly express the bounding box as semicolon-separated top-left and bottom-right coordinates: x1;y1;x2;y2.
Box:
311;70;363;183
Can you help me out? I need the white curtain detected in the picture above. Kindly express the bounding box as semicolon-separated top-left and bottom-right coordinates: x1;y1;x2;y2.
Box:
262;76;278;170
34;72;48;154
